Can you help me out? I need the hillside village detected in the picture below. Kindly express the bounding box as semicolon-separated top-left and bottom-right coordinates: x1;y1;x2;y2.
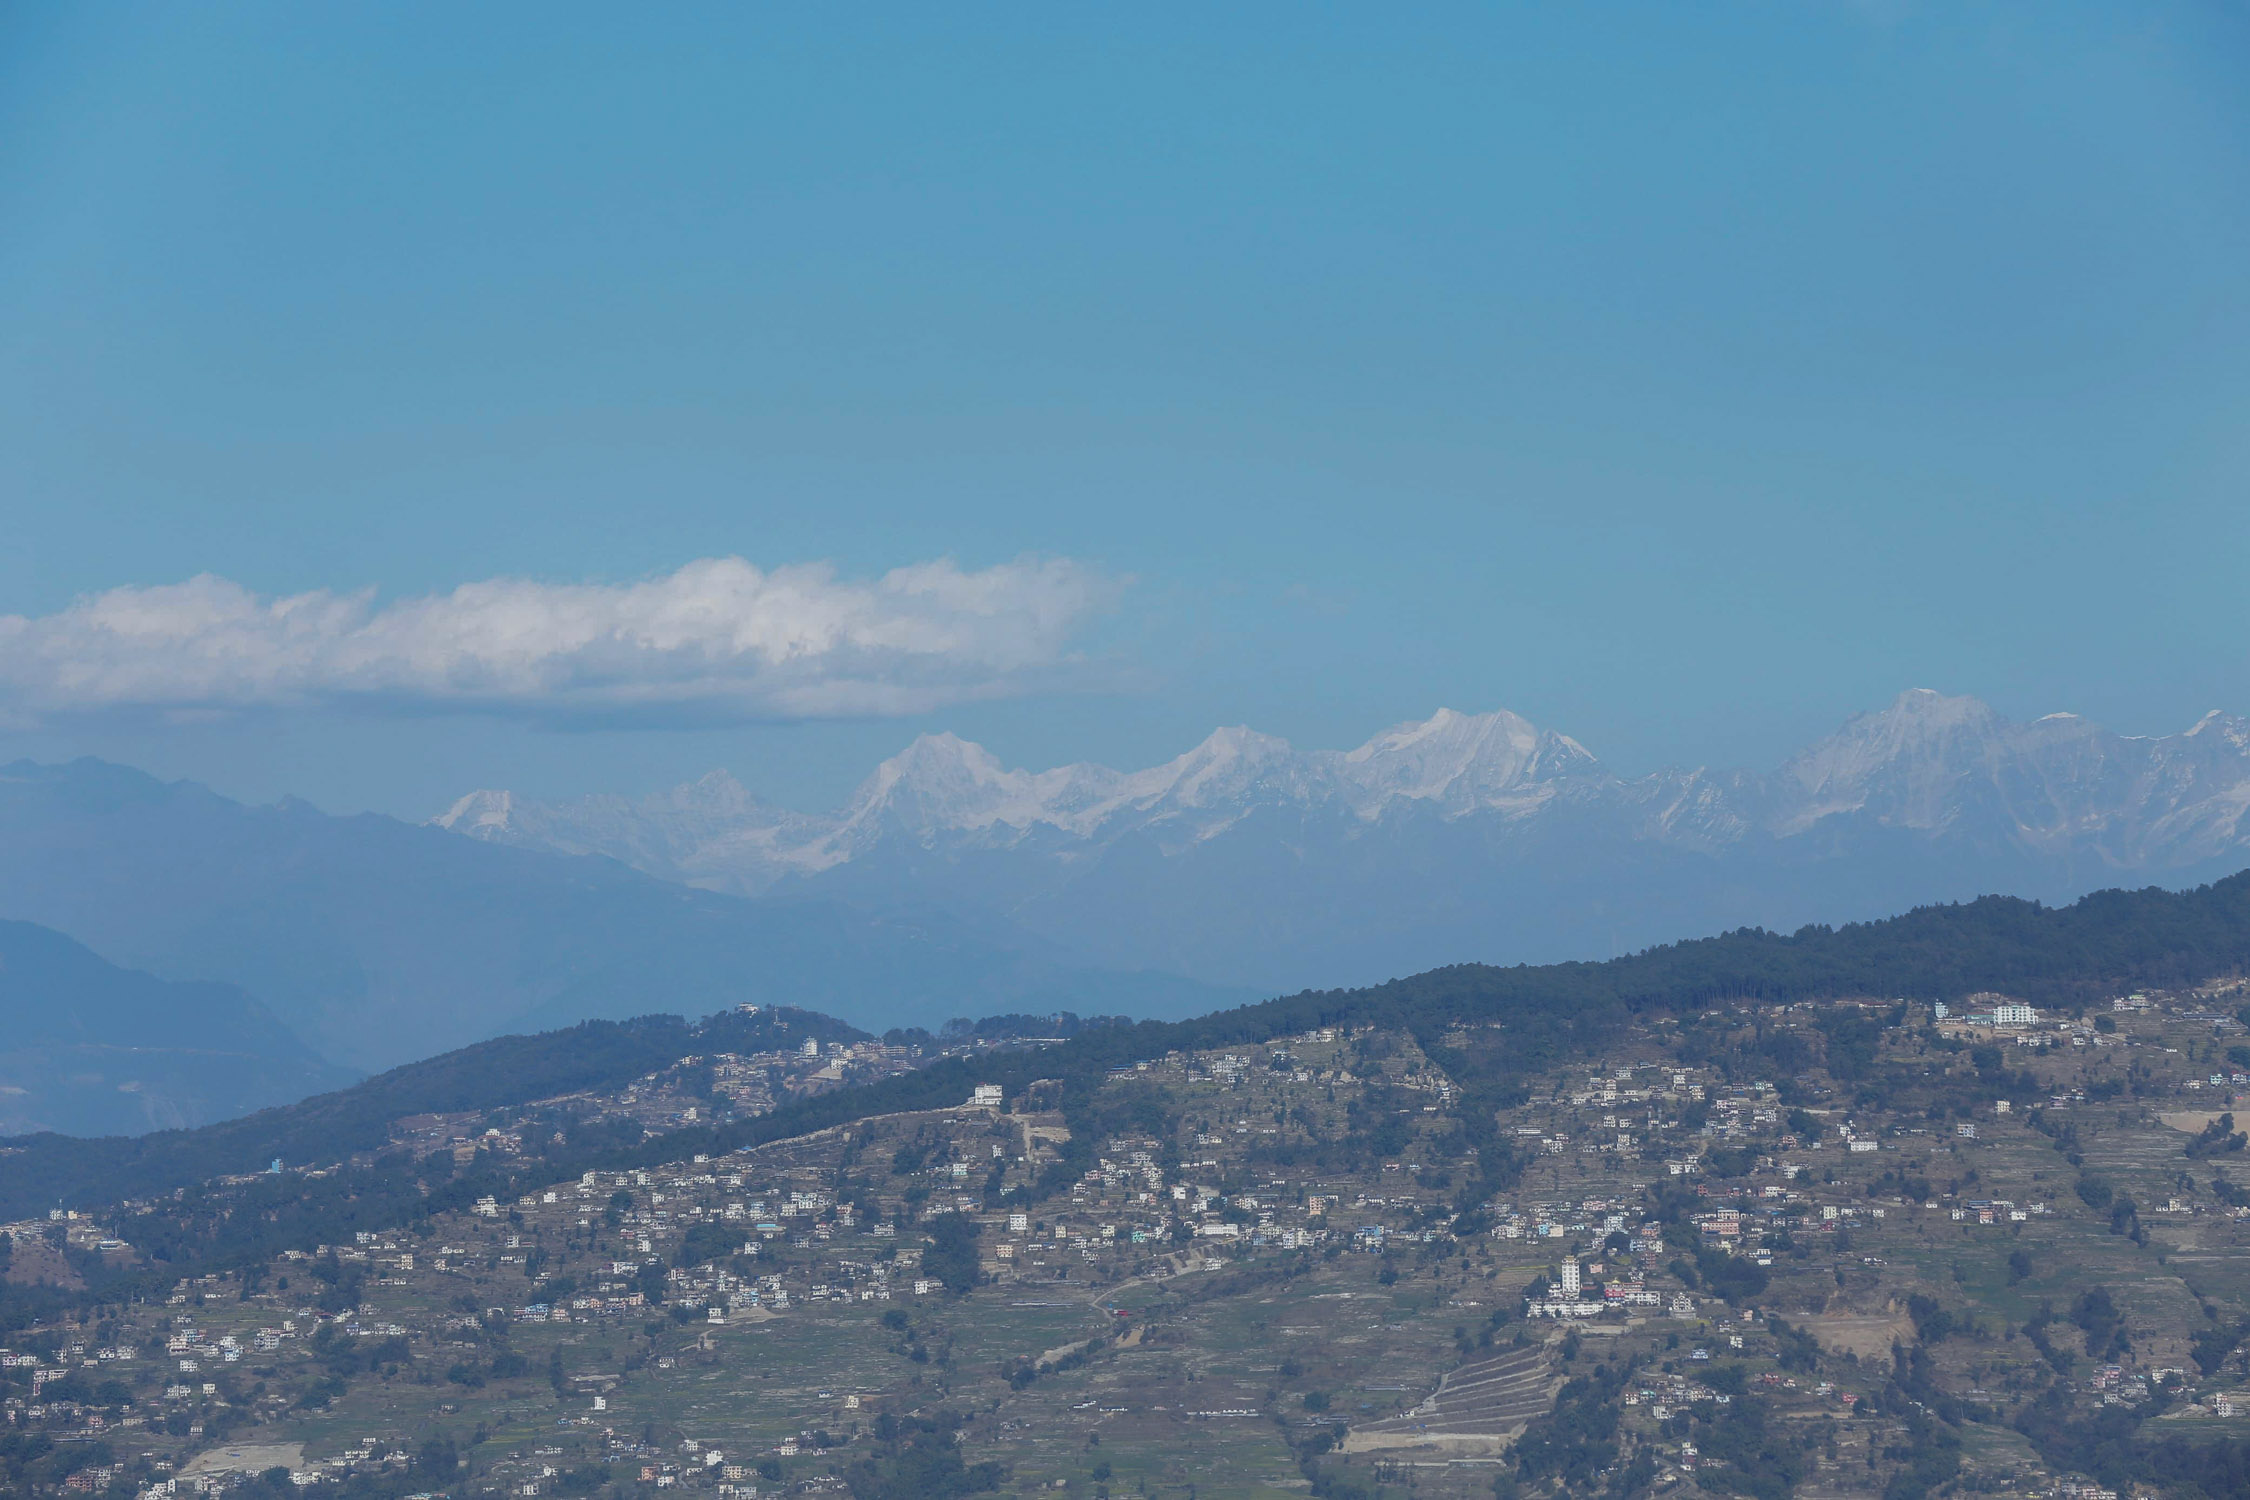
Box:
9;978;2250;1497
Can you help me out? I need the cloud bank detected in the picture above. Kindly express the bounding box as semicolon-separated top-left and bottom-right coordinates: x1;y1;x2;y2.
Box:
0;556;1117;725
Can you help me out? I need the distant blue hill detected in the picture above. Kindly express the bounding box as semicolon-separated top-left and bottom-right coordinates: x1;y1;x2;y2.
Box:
0;919;359;1136
0;758;1252;1077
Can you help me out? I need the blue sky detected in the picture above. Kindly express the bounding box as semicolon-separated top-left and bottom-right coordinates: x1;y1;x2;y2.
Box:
2;2;2246;815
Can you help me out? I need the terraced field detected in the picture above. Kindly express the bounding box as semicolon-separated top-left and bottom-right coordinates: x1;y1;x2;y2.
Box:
1344;1345;1556;1452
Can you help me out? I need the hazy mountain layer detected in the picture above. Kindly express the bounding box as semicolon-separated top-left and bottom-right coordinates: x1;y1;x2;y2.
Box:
0;760;1252;1074
0;919;358;1137
441;691;2250;991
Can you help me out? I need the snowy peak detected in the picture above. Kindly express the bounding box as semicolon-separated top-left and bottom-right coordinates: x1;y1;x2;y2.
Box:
839;732;1124;840
1787;689;2006;782
1767;691;2250;858
659;768;757;816
1773;689;2011;833
2184;710;2250;751
1343;707;1602;815
1125;726;1312;811
837;723;1327;847
436;788;515;836
845;732;1019;825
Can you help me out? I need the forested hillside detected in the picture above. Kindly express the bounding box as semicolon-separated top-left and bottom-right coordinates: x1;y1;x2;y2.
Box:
7;871;2247;1301
0;1007;863;1224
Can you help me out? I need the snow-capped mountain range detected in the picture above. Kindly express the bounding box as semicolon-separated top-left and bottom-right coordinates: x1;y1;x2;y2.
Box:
438;691;2250;995
438;706;1636;889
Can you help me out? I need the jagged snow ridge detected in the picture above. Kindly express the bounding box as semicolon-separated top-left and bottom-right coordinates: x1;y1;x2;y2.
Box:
437;692;2250;891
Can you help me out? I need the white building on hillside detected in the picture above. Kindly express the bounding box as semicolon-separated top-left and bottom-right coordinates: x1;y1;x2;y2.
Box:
1529;1257;1602;1319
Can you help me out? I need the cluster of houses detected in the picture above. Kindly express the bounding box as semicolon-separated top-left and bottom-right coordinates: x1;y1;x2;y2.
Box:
1525;1258;1692;1321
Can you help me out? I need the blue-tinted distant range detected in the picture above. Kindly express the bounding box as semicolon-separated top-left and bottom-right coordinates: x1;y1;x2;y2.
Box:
4;686;2242;1136
438;690;2250;995
0;919;354;1137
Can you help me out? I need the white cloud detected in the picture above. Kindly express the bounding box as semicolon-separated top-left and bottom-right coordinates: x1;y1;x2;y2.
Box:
0;556;1120;725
